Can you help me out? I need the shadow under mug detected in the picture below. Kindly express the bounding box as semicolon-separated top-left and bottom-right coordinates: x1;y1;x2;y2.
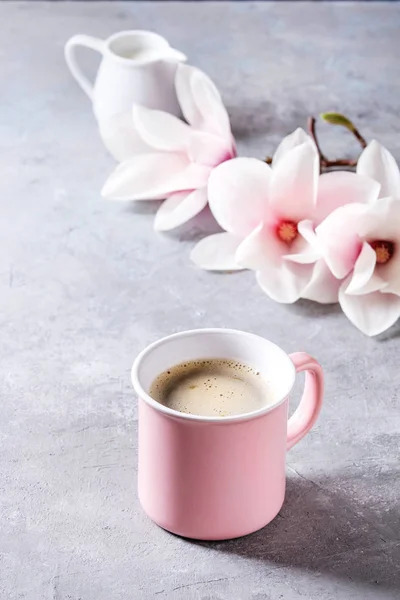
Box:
132;328;324;540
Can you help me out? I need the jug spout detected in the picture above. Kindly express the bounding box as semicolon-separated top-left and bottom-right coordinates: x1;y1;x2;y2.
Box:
159;47;187;63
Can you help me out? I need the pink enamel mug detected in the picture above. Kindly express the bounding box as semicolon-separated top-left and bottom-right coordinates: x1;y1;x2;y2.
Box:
132;328;324;540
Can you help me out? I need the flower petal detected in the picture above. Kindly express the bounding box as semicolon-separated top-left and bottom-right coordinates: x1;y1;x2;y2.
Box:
256;262;315;304
315;203;367;279
172;163;212;191
154;188;208;231
236;222;284;270
102;154;211;201
102;153;188;200
188;131;233;167
270;142;319;220
190;232;244;271
98;112;152;161
176;64;232;145
298;219;319;248
284;220;321;264
339;277;400;336
301;260;340;304
314;171;381;224
380;251;400;296
284;246;320;265
345;242;387;295
381;277;400;297
175;64;204;128
133;105;192;152
356;197;400;293
175;64;202;129
357;140;400;199
272;128;315;167
357;196;400;241
208;158;271;237
191;69;232;144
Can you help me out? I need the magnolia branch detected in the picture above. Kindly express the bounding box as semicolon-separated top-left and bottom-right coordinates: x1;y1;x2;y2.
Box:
265;114;368;171
308;115;367;171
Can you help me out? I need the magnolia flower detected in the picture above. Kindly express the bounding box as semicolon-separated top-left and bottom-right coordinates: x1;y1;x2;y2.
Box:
191;130;380;304
357;140;400;199
316;197;400;336
102;64;235;231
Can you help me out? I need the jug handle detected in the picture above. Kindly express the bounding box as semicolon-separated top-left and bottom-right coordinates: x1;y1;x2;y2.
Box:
65;35;105;100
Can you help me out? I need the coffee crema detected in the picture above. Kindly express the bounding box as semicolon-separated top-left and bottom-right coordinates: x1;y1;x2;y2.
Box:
149;358;272;417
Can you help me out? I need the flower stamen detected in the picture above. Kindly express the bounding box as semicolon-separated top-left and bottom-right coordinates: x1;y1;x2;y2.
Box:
277;220;298;244
370;240;394;265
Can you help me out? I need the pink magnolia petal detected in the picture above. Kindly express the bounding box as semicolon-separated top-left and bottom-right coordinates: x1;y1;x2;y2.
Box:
102;153;191;201
358;196;400;241
188;131;233;167
298;219;320;249
284;247;320;265
256;262;315;304
284;220;321;264
98;111;152;161
272;128;315;167
356;196;400;292
236;222;284;270
190;232;244;271
380;251;400;296
154;188;208;231
339;277;400;336
381;280;400;296
346;242;387;295
354;276;389;296
270;142;319;221
133;105;192;152
175;64;232;145
357;140;400;199
191;68;232;144
315;203;367;279
314;171;381;224
208;157;271;237
301;260;340;304
175;64;204;129
346;242;375;293
102;154;211;201
171;162;212;191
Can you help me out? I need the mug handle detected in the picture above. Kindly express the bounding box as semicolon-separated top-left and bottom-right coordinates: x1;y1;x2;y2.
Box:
287;352;324;450
64;35;105;100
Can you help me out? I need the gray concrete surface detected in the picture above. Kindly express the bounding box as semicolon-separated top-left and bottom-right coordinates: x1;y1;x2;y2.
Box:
1;2;399;599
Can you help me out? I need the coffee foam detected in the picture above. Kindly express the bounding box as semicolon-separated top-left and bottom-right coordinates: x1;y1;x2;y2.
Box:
150;358;272;418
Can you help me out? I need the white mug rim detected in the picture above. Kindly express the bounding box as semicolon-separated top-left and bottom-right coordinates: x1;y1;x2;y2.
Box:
131;328;296;423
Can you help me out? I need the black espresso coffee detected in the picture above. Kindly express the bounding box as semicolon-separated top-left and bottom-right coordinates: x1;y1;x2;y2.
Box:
150;358;271;417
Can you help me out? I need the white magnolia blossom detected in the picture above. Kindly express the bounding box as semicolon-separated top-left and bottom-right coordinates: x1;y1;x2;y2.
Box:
102;64;235;231
316;197;400;336
191;129;380;304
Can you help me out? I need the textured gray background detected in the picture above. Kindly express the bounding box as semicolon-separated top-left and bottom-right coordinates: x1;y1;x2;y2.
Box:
1;2;400;599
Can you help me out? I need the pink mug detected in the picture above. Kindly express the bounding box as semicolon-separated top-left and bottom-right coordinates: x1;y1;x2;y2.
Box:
132;328;324;540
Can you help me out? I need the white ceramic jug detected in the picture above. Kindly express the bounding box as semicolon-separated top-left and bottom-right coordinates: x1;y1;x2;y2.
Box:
65;30;187;160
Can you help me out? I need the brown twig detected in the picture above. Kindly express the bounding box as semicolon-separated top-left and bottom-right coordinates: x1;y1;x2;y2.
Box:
264;115;367;172
307;116;363;171
351;127;368;150
324;158;357;168
308;116;328;167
